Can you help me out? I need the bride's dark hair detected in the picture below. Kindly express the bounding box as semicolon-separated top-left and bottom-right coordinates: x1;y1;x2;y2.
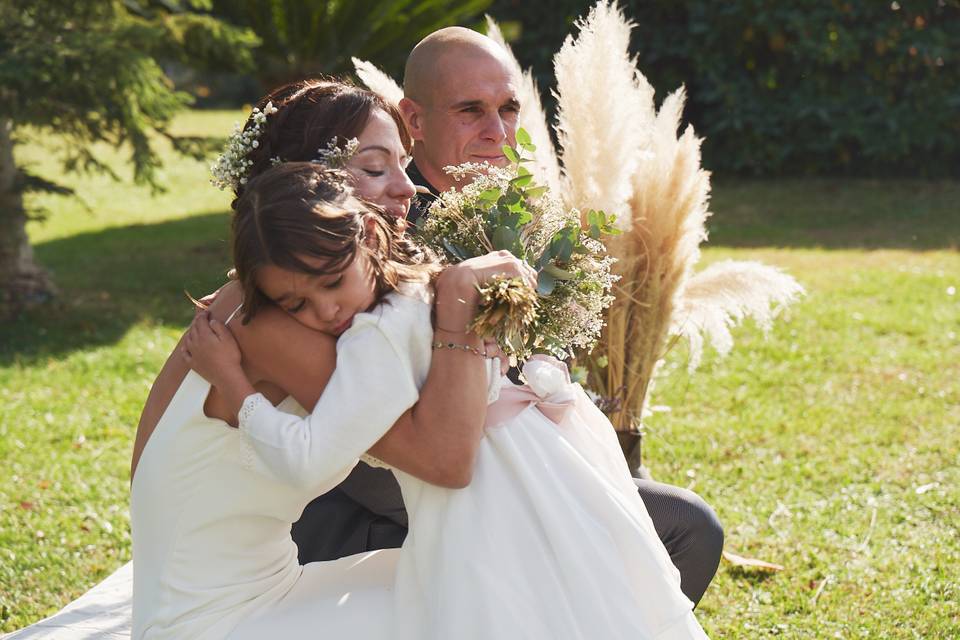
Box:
231;162;439;324
233;78;412;202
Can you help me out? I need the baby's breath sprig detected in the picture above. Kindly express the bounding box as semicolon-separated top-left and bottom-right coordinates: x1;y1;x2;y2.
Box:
315;137;360;169
210;102;279;191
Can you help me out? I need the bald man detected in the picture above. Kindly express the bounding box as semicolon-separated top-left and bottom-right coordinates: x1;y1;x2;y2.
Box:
291;27;724;607
399;27;521;223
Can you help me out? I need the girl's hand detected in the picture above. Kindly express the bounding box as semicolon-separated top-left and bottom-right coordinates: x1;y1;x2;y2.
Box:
181;312;242;387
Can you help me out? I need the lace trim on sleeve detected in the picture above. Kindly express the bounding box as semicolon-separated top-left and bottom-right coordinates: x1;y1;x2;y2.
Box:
238;393;268;430
360;453;391;470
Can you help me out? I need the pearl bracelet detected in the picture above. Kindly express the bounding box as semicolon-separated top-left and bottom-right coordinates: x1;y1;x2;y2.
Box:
431;340;488;358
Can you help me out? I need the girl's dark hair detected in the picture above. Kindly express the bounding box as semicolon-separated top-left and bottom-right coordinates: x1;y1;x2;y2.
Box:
234;78;411;201
232;162;439;323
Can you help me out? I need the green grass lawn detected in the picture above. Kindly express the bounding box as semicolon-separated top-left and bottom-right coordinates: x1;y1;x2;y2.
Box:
2;111;959;637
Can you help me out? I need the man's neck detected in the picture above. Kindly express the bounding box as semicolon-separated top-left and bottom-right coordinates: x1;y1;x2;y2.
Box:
408;159;438;196
410;152;452;194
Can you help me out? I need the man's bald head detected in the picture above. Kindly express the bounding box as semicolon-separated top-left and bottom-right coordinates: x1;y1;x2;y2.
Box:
400;27;521;193
404;27;513;106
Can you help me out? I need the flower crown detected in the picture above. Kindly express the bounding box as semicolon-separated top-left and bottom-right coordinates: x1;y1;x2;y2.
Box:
210;100;360;191
210;102;279;191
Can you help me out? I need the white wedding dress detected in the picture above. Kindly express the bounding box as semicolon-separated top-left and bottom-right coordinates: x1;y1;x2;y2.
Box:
239;284;708;639
129;306;399;640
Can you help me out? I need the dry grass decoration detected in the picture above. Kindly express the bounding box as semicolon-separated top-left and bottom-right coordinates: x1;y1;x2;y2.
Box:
354;0;804;433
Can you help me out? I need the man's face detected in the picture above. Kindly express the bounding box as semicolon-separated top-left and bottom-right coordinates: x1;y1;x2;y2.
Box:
408;50;520;191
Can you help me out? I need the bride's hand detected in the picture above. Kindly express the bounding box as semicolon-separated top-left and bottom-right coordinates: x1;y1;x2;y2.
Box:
434;250;537;332
181;311;242;387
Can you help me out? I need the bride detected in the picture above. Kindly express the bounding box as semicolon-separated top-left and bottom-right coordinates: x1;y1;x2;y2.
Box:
180;107;708;638
130;80;529;639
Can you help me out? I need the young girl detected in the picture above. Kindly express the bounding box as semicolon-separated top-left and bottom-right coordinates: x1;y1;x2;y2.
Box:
131;157;532;638
186;162;708;639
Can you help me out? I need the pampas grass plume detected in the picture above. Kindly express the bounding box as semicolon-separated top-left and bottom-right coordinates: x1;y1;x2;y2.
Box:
485;16;563;195
674;260;806;371
351;57;404;106
554;1;655;227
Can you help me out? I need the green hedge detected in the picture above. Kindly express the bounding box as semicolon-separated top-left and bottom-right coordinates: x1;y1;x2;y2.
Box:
491;0;960;177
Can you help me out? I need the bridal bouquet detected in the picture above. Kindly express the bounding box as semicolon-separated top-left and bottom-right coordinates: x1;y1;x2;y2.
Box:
415;129;619;361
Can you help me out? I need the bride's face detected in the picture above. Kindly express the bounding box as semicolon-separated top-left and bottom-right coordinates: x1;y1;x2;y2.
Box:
345;108;417;222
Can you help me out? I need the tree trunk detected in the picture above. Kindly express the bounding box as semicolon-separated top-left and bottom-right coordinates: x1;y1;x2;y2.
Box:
0;118;56;319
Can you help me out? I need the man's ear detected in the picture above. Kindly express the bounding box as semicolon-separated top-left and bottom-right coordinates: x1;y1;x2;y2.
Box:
398;97;425;141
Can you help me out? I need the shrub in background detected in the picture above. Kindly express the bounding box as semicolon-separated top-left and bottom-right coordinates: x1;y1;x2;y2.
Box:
490;0;960;177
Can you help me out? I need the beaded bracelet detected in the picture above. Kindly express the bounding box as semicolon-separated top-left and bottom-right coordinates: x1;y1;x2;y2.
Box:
431;340;488;358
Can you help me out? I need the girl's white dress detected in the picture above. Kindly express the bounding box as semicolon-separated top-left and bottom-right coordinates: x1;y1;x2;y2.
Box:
238;284;708;640
130;308;398;639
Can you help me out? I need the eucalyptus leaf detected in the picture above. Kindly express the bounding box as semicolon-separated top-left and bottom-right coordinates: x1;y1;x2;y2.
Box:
479;188;501;202
510;174;534;188
492;226;518;252
499;190;522;206
537;270;557;296
543;263;576;280
525;186;547;199
442;239;471;261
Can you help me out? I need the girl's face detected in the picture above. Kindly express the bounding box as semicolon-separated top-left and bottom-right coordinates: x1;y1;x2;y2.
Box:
345;108;417;222
256;251;377;336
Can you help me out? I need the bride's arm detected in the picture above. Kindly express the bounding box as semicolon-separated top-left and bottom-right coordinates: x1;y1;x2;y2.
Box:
131;283;260;481
130;272;483;487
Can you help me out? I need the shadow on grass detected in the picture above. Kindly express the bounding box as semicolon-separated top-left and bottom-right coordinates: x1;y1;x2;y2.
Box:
724;566;779;584
1;212;232;365
708;179;960;250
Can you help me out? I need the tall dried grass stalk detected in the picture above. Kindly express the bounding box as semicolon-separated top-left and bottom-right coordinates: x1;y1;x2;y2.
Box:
590;85;712;430
351;57;404;107
554;1;655;228
485;16;562;194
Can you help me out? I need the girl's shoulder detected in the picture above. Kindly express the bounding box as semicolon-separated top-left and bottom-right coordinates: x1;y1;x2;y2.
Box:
394;279;434;306
345;280;433;341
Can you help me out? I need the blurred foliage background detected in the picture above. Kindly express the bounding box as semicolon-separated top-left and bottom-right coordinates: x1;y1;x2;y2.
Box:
487;0;960;177
179;0;960;177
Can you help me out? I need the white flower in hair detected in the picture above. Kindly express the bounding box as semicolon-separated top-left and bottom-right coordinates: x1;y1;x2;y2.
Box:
210;101;279;191
314;137;359;169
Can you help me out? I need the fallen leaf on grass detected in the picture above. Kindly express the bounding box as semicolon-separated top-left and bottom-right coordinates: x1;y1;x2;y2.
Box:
722;550;784;572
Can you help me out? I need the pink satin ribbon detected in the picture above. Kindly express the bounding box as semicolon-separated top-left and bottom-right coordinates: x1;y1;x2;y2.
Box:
484;357;576;429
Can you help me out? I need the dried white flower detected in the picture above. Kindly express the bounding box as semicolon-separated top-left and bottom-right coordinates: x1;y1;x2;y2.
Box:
315;137;359;169
210;101;279;191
